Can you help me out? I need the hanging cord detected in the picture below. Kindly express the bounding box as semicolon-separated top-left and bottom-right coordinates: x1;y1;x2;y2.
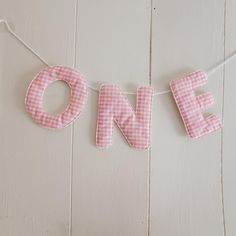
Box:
0;19;49;66
207;51;236;76
0;19;235;96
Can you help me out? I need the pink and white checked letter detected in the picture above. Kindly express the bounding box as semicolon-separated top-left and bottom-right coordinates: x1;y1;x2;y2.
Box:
170;71;221;138
25;66;87;129
96;85;153;149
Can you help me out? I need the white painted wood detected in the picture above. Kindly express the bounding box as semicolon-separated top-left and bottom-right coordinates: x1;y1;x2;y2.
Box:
150;1;225;235
0;0;76;235
223;0;236;235
0;0;235;236
72;0;151;235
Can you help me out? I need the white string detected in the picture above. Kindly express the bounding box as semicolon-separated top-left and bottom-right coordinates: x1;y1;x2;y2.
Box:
0;19;49;66
206;51;236;76
0;18;235;96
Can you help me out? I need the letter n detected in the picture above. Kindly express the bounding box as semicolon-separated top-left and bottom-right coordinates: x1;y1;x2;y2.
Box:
96;85;153;149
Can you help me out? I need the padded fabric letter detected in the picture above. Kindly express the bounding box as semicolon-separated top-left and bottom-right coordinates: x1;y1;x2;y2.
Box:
25;66;87;128
170;71;221;138
96;85;153;149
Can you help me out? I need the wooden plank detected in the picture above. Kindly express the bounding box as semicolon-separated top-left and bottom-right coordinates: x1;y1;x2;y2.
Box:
0;0;76;235
72;0;151;235
150;0;225;235
223;0;236;235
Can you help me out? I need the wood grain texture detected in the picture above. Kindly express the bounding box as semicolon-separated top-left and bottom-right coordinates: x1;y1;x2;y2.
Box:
223;0;236;235
72;0;151;235
150;0;225;235
0;0;76;235
0;0;235;235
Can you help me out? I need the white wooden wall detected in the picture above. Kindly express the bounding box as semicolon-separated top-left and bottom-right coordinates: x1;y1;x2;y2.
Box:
0;0;235;235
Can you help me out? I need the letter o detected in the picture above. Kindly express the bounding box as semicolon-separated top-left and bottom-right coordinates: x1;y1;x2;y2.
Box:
25;66;87;128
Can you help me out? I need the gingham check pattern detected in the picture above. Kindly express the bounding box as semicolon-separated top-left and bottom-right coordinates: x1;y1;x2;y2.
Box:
25;66;87;129
96;85;153;149
170;71;221;138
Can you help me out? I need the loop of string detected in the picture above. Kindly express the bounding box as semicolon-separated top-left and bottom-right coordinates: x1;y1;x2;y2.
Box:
1;19;236;96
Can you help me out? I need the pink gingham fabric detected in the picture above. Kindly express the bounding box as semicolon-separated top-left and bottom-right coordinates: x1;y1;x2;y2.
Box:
170;71;221;138
25;66;87;129
96;85;153;149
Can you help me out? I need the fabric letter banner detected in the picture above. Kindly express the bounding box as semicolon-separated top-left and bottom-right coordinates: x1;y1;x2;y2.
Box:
170;71;221;138
96;85;154;149
1;19;234;149
25;66;87;129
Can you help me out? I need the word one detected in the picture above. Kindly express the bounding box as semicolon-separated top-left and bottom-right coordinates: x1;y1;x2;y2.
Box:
25;66;221;149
